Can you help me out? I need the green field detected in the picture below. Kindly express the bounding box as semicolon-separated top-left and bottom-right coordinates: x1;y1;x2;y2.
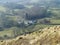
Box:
0;6;60;39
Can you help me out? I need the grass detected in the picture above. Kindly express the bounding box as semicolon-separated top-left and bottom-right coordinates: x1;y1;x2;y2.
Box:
0;7;60;39
0;29;13;37
49;8;60;18
0;23;58;38
0;6;6;12
51;19;60;24
0;24;55;38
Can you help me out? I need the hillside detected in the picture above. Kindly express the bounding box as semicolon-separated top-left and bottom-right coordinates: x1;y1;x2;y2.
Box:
0;0;60;45
0;26;60;45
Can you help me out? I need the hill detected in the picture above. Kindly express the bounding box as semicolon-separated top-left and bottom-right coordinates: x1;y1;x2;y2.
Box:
0;2;60;39
0;26;60;45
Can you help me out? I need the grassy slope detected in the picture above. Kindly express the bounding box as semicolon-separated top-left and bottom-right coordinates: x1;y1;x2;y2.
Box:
0;7;60;39
1;26;60;45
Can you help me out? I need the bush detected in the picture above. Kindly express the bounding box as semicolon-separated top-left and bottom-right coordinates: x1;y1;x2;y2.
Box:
40;19;51;24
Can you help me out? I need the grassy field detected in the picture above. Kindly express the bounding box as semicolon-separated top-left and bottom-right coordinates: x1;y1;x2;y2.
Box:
0;24;55;38
0;7;60;39
0;30;13;37
0;6;6;12
50;19;60;24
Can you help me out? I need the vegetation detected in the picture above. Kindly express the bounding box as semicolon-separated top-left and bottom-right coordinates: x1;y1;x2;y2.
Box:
1;26;60;45
0;0;60;45
0;0;60;39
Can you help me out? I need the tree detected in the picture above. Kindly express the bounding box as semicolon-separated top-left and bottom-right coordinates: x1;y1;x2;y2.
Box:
0;27;4;31
25;6;47;20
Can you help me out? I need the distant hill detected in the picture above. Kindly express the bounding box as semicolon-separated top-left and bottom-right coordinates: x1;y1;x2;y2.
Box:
0;0;60;6
0;0;19;2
